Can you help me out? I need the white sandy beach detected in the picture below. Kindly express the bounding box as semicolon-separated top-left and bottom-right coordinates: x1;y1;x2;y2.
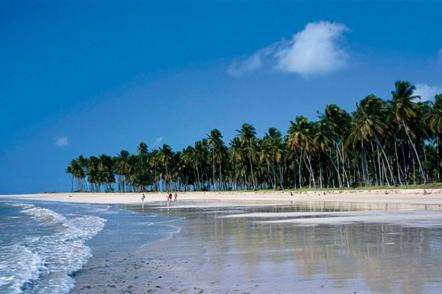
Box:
5;188;442;210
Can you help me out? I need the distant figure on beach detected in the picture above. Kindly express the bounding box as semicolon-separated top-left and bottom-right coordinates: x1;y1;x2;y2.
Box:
141;193;146;209
174;192;178;201
168;193;173;204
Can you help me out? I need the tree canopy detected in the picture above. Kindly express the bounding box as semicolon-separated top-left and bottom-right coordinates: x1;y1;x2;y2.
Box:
67;81;442;192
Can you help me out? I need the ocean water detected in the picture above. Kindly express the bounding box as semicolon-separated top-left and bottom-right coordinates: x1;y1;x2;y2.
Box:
2;199;442;293
0;199;180;294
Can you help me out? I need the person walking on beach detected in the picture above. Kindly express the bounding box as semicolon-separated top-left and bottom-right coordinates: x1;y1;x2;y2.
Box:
141;193;146;210
167;193;173;205
174;192;178;201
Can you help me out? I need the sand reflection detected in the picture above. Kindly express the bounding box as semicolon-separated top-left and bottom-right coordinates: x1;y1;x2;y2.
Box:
148;203;442;293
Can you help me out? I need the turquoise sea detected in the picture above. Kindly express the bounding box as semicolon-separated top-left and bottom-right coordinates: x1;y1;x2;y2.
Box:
0;199;179;293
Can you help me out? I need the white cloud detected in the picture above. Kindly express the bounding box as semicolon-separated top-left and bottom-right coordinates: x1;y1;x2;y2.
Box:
54;136;68;147
228;21;349;77
415;83;442;101
227;52;263;77
275;22;348;76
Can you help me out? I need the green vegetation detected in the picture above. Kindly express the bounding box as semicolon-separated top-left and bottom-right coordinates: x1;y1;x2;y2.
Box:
66;81;442;192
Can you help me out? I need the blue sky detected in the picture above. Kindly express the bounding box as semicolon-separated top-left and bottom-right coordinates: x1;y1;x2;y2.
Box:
1;1;442;193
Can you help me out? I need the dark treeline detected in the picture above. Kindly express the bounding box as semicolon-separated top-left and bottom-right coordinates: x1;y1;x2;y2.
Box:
67;81;442;192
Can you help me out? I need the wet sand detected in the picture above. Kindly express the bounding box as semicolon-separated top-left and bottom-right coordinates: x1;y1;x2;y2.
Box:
7;191;442;293
72;202;442;293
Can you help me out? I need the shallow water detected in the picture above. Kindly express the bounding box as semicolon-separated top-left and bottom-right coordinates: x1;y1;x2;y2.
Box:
142;202;442;293
0;200;180;293
2;199;442;293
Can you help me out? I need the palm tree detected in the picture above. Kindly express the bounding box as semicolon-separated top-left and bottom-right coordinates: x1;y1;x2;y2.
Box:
314;121;333;188
261;128;284;189
86;156;101;191
322;104;352;187
207;129;228;190
179;146;198;190
158;144;174;191
98;154;115;192
237;123;258;189
349;95;394;185
287;116;317;188
428;94;442;179
66;157;86;191
137;142;148;155
390;81;426;182
194;139;209;190
115;150;130;192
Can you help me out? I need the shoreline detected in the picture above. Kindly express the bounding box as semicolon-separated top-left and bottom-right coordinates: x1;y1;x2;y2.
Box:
4;188;442;210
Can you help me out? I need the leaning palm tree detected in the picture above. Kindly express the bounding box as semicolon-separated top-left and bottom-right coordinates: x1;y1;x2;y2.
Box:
390;81;426;182
322;104;352;188
349;95;395;185
428;94;442;179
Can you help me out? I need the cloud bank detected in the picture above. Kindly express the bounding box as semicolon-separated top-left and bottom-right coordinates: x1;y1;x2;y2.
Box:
228;21;349;77
54;136;68;147
415;84;442;101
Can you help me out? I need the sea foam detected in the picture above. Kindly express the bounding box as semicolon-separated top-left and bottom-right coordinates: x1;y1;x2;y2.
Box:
0;244;44;294
1;203;107;293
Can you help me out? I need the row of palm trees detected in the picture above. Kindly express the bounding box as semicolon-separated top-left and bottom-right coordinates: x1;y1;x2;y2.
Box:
67;81;442;192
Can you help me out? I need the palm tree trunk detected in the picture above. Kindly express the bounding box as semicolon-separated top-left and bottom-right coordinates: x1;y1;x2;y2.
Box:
218;161;223;190
278;165;284;190
212;158;216;190
394;140;402;185
438;133;442;181
337;143;350;187
305;155;316;188
402;122;426;182
374;136;394;186
298;149;303;187
248;149;256;189
329;150;342;187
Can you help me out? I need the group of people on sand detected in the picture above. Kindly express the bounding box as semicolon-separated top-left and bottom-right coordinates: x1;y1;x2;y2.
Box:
167;192;178;204
140;192;178;207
